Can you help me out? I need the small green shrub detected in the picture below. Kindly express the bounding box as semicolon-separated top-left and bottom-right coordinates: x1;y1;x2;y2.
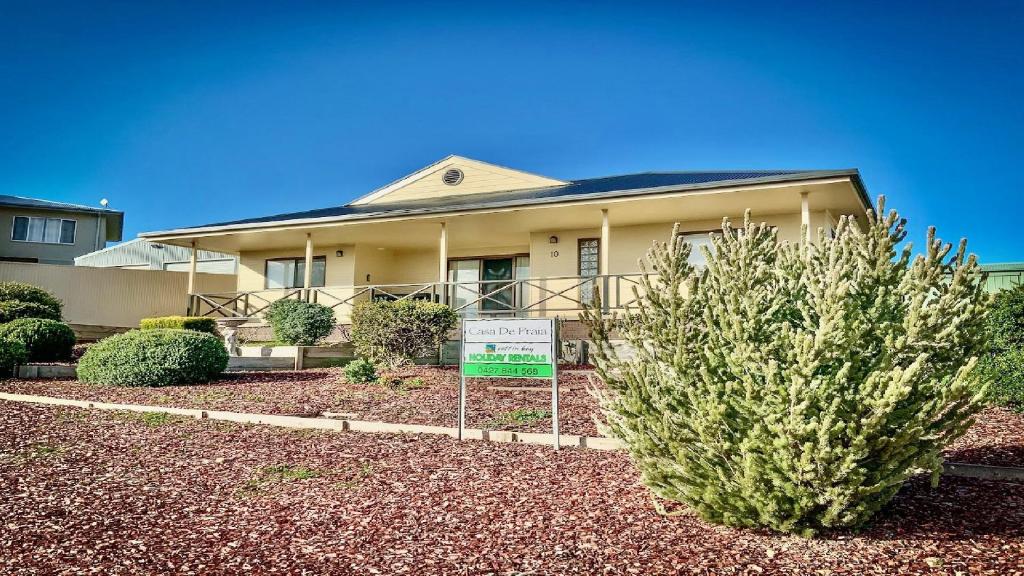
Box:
0;337;28;377
141;316;219;335
0;301;62;323
265;299;334;346
77;329;228;387
0;318;76;362
983;284;1024;410
0;282;62;320
343;358;377;384
350;300;457;369
982;349;1024;410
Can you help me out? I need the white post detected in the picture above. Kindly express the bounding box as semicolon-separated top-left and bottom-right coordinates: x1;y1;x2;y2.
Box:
303;233;314;299
600;209;610;274
800;192;811;243
187;241;198;295
438;221;448;305
438;222;448;283
600;209;610;311
550;318;559;450
186;241;198;316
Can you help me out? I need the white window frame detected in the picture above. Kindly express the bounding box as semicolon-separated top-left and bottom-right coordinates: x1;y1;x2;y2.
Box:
10;216;78;245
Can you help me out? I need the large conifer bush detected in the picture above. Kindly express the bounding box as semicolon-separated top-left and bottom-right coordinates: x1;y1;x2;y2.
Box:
584;197;990;536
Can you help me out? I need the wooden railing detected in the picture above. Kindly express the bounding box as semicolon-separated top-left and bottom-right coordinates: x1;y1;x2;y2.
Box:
187;274;647;321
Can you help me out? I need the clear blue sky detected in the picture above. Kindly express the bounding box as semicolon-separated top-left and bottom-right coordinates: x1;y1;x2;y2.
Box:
1;1;1021;261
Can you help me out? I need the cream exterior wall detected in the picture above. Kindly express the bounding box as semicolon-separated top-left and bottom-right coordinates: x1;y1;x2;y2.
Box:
0;261;235;327
0;206;108;265
231;209;836;319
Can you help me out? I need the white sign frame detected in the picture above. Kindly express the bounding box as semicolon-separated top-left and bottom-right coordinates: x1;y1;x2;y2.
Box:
458;317;560;449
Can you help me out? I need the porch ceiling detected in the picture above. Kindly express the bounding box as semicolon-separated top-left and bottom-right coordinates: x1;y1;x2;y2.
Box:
151;179;864;254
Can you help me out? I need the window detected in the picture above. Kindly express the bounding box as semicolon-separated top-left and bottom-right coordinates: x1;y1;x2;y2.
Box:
11;216;76;244
265;256;326;289
681;233;714;267
578;238;600;304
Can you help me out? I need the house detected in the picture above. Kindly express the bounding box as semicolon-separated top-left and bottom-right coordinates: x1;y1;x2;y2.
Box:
1;195;124;265
141;156;871;322
75;238;238;274
978;262;1024;292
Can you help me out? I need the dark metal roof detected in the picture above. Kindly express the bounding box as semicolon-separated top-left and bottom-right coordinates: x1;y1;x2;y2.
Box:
0;194;121;214
0;194;124;241
146;169;868;235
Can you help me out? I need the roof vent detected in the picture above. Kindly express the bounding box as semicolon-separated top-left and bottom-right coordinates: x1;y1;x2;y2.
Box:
442;168;464;186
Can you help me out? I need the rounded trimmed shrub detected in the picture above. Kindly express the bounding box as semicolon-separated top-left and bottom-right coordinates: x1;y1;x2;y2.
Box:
0;318;76;362
0;300;62;323
343;358;377;384
77;329;229;387
0;337;28;377
265;299;335;346
0;282;62;319
350;300;458;369
140;316;219;335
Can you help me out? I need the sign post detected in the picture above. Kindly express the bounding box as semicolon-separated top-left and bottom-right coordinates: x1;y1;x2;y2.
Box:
459;318;559;449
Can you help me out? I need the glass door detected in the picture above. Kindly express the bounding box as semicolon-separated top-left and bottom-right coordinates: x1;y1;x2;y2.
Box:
481;257;514;313
448;259;481;317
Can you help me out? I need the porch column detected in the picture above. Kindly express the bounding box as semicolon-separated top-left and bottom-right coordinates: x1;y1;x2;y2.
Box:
186;241;198;316
303;233;314;299
438;221;448;284
600;209;610;312
800;192;811;242
600;209;610;274
187;241;198;295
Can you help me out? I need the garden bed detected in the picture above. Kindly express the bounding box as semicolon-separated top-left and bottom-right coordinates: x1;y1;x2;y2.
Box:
2;367;1023;463
1;401;1021;575
0;366;605;436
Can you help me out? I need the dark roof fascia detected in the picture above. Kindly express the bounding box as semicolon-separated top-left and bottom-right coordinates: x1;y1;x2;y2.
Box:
142;170;866;239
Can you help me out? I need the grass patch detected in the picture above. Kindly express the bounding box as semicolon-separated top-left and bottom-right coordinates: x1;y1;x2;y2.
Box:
241;464;321;495
3;442;65;466
112;411;179;427
240;340;292;348
29;444;63;457
192;389;233;403
337;461;375;490
140;412;174;426
483;408;552;429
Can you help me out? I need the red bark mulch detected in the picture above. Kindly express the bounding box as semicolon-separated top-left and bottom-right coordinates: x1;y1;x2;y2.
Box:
946;406;1024;467
1;401;1022;575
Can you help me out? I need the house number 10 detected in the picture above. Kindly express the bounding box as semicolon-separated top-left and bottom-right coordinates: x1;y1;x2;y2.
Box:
550;250;559;257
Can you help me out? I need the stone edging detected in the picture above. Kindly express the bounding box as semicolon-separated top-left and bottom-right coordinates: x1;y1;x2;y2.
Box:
4;392;1021;477
0;392;623;451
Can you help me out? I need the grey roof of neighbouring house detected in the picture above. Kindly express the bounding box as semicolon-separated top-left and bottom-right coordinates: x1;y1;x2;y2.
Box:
143;169;869;235
74;238;237;270
0;194;124;241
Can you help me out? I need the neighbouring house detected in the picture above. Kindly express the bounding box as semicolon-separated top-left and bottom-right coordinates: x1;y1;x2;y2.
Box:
141;155;872;324
75;238;238;274
979;262;1024;292
1;195;124;265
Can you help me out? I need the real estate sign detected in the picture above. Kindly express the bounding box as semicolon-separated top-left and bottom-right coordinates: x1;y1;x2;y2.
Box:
461;318;556;378
458;318;561;447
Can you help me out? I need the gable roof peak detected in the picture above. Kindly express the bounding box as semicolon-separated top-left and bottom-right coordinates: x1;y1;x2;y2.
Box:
347;155;566;206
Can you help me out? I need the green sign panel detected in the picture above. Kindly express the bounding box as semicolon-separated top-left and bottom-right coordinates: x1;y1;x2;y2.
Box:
462;362;554;378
